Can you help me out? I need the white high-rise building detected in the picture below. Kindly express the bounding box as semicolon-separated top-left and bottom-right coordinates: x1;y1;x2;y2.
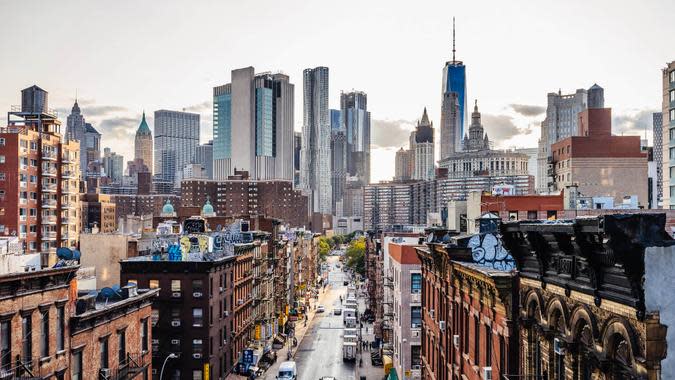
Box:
412;108;435;181
212;67;294;181
154;110;199;183
301;67;332;214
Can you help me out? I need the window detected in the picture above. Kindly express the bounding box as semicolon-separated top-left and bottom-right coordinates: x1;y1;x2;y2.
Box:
193;339;203;354
56;306;64;351
485;325;492;366
171;280;181;292
527;210;537;219
118;330;126;363
22;314;32;365
193;308;203;327
40;310;49;358
141;318;148;352
149;279;159;289
670;90;675;102
411;345;421;366
508;211;518;221
71;351;83;380
671;109;675;122
0;138;4;146
411;306;421;328
192;279;203;294
0;156;5;164
0;173;4;181
410;273;422;294
30;208;37;217
192;370;203;380
474;316;480;365
30;159;37;167
463;309;469;354
1;320;10;372
151;308;159;326
100;337;109;369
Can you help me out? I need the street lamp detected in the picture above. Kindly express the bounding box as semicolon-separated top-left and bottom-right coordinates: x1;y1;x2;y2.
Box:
159;353;178;380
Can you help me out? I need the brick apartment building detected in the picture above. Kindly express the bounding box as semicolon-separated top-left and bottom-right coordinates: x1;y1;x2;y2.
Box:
121;251;241;379
551;105;648;207
232;244;254;372
180;171;308;228
501;214;674;379
415;230;519;380
0;85;81;261
111;194;181;222
81;193;116;232
0;264;155;380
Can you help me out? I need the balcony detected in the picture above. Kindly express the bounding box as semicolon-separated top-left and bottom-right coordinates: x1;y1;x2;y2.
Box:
41;151;57;161
41;215;57;224
41;184;57;193
42;231;57;241
62;171;76;179
41;199;57;208
41;168;57;177
62;186;77;194
61;217;72;224
62;155;75;164
62;202;75;209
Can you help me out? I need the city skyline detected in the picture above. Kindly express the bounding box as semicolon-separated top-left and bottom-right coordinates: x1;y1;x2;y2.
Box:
1;1;674;182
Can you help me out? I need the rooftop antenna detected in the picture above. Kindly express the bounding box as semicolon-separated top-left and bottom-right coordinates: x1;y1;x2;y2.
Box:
452;17;456;63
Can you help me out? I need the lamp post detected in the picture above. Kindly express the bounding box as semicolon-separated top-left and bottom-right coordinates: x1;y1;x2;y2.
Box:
159;353;177;380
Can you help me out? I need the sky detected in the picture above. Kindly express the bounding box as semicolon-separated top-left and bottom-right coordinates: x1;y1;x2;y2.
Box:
1;0;674;183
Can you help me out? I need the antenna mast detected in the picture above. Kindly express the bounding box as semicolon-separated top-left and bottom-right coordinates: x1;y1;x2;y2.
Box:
452;17;456;62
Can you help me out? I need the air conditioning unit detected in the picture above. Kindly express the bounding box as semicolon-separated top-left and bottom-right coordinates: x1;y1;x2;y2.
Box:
152;369;157;375
152;339;159;344
412;365;421;371
193;353;202;359
193;292;203;298
453;335;460;348
439;320;446;331
151;321;157;327
171;320;181;327
554;337;566;355
223;339;227;345
219;286;224;292
224;311;229;317
171;339;180;345
238;299;243;305
429;309;435;319
411;323;419;328
482;366;492;380
172;292;181;298
99;368;111;377
411;330;420;338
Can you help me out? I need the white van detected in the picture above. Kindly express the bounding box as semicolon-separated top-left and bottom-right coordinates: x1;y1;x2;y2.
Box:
277;361;297;380
343;307;357;323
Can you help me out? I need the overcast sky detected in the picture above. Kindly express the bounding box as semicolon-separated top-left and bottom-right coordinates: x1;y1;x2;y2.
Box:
1;0;673;182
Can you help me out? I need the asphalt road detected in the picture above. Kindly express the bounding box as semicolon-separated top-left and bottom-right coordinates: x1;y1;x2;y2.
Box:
294;257;356;380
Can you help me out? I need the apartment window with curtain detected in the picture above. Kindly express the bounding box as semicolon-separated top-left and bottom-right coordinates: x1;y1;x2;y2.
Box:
71;351;83;380
0;320;10;372
141;318;148;352
56;306;65;351
22;314;32;366
100;337;109;369
40;310;49;358
118;330;126;363
410;273;422;294
193;308;203;327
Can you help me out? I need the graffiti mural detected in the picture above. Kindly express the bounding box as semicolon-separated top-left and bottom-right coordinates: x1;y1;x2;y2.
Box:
467;233;516;271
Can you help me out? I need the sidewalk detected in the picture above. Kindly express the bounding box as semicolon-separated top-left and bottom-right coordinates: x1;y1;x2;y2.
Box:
356;293;385;380
226;285;332;380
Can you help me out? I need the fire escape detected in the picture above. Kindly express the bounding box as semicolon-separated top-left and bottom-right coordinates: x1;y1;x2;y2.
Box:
382;271;394;357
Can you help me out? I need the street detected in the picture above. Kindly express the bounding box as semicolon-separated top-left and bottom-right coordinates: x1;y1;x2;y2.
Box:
263;255;355;380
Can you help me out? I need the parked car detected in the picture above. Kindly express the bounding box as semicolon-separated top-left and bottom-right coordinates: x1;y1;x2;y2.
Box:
334;308;342;315
316;305;325;313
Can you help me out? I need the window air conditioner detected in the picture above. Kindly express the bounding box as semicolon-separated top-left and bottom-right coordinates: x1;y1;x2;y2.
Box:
453;335;460;348
482;367;492;380
171;339;180;345
172;292;181;298
171;320;181;327
193;353;202;359
554;337;566;355
193;292;203;298
439;320;446;331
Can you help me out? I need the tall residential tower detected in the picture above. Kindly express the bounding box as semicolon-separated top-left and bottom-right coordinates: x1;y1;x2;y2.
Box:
341;91;371;185
301;67;332;214
662;61;675;209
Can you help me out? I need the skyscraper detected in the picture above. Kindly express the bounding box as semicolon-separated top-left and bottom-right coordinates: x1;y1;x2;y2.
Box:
154;110;199;183
653;112;663;207
193;140;213;179
212;67;294;181
394;147;412;181
66;101;101;178
440;18;466;159
341;91;371;185
102;147;124;183
134;112;153;175
536;87;589;193
413;108;435;180
662;61;675;209
331;127;347;215
294;132;301;187
301;66;332;214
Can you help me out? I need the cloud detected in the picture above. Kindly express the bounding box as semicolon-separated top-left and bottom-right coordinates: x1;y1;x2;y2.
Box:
509;104;545;117
98;116;141;140
613;109;657;138
482;113;535;142
184;100;211;113
82;105;128;117
371;119;415;149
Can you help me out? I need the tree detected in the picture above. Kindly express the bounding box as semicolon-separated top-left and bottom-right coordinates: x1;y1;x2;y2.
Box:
318;237;331;262
345;237;366;276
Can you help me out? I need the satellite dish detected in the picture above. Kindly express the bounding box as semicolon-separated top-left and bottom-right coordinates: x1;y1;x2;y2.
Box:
99;287;120;300
72;249;81;260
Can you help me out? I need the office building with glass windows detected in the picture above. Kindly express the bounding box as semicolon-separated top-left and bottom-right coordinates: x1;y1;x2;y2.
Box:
153;109;199;184
662;61;675;209
212;67;294;181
